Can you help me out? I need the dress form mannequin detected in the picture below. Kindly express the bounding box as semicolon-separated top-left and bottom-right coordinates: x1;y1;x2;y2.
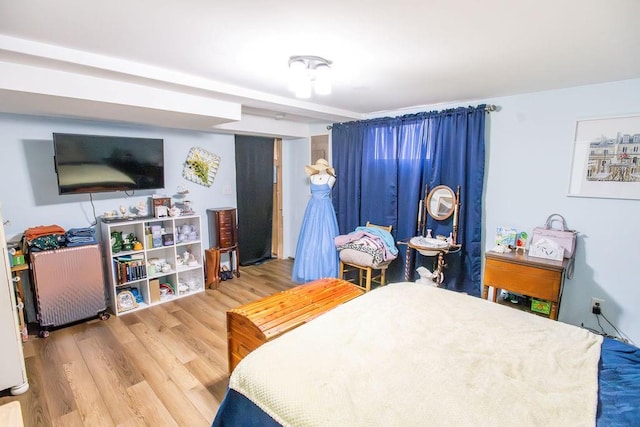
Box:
292;159;339;283
309;170;336;188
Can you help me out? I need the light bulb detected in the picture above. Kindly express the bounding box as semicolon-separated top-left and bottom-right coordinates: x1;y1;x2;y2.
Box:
314;63;331;95
295;79;312;98
288;59;306;92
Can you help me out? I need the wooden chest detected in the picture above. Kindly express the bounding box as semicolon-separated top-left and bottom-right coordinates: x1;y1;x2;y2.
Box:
226;278;364;373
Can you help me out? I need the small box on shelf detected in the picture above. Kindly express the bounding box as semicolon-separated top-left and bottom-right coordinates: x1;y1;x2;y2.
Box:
149;279;161;303
162;234;174;246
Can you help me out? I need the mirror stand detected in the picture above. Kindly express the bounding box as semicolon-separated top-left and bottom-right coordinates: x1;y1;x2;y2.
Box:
409;184;462;285
418;185;461;244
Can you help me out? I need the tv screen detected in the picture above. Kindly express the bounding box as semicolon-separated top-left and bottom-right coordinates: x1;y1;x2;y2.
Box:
53;133;165;195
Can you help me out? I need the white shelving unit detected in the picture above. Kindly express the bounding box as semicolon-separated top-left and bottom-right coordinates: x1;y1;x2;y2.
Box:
100;215;205;316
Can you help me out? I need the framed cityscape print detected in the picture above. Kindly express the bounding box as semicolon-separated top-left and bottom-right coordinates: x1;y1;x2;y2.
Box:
567;114;640;200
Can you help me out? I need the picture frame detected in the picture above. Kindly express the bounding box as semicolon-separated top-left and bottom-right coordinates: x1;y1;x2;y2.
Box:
568;114;640;200
183;146;220;187
116;290;138;313
152;197;171;218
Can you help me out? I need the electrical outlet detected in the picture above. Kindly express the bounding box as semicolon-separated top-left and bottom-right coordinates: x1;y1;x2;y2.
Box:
591;297;604;314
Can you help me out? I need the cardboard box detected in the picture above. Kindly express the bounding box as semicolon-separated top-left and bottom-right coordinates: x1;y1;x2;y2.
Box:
149;279;161;303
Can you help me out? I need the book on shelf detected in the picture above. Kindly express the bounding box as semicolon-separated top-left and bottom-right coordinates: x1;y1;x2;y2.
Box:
114;256;147;284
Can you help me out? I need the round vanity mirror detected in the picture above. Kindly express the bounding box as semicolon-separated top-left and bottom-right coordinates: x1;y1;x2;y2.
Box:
426;185;456;220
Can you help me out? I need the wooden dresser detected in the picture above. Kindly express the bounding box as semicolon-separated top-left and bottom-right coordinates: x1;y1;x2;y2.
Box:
208;207;238;248
483;251;567;320
206;207;240;278
226;278;364;373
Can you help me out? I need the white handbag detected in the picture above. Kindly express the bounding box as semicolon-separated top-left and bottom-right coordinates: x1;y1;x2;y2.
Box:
530;214;577;259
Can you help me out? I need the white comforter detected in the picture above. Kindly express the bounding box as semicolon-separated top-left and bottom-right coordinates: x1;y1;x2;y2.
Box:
230;283;602;427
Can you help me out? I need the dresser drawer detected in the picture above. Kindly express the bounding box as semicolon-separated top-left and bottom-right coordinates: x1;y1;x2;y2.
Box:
483;251;567;320
219;231;235;248
484;257;561;302
207;207;238;248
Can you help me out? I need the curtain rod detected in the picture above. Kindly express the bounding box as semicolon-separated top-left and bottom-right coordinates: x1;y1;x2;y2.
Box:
326;104;498;130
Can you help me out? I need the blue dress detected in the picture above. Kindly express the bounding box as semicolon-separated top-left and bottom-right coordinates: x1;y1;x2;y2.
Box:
292;182;339;283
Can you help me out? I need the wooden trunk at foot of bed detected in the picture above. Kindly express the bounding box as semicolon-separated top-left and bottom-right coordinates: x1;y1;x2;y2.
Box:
226;278;364;373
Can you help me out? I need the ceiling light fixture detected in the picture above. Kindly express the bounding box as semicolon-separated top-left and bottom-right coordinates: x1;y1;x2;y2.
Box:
288;55;332;99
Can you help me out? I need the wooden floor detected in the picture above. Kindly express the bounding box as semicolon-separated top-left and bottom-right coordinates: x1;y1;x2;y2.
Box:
0;258;297;427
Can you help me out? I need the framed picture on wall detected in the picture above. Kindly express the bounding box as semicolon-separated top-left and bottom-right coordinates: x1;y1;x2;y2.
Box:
568;114;640;200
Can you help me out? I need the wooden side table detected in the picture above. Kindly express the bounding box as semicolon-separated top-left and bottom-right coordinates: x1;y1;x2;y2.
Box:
483;251;567;320
207;207;240;279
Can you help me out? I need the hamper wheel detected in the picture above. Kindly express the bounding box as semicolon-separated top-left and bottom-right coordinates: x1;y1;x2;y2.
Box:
99;312;111;321
39;329;50;338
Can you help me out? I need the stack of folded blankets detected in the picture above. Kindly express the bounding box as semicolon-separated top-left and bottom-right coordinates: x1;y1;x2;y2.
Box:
335;225;398;268
65;227;97;247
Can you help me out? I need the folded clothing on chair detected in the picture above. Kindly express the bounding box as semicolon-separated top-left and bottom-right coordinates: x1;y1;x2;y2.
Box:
335;226;398;268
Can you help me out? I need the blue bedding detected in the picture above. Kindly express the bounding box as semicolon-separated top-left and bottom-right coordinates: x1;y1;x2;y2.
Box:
597;338;640;426
213;337;640;426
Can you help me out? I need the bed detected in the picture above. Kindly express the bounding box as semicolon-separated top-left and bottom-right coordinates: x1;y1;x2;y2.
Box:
213;283;640;426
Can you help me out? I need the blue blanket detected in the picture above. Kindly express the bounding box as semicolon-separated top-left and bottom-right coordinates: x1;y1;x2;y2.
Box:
597;338;640;426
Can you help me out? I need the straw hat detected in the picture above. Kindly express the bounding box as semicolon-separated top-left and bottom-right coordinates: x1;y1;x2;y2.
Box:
305;158;335;177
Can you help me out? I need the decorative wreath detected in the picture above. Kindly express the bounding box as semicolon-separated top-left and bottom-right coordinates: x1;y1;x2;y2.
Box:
183;146;221;187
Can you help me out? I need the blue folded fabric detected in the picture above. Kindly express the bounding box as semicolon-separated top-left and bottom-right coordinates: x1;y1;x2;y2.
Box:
65;227;97;246
66;227;96;238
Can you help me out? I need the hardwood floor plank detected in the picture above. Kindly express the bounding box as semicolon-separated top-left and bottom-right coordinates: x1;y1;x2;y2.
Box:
146;303;183;328
0;259;296;426
126;322;201;391
126;381;179;427
54;410;84;427
127;321;218;421
77;336;146;426
32;333;77;419
185;385;219;424
130;309;199;364
16;355;53;427
184;357;230;402
121;340;210;427
82;322;145;388
54;328;114;427
62;360;115;427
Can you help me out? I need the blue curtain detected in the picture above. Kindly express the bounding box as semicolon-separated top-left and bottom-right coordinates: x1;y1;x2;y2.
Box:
331;106;486;295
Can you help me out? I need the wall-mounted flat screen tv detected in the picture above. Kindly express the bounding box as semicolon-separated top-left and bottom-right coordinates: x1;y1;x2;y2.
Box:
53;133;165;195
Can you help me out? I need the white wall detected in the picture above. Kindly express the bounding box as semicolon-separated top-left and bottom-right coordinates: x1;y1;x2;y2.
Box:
282;138;311;258
0;113;238;248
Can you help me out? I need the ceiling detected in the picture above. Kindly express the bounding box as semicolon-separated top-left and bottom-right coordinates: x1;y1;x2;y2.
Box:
1;0;639;131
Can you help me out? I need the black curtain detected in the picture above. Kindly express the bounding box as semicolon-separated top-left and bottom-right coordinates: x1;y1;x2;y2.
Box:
235;135;274;265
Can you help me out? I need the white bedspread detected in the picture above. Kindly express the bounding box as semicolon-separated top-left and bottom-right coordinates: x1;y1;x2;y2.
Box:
230;283;602;427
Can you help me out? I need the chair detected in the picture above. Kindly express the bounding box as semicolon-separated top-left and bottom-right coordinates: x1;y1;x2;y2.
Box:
338;222;394;292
